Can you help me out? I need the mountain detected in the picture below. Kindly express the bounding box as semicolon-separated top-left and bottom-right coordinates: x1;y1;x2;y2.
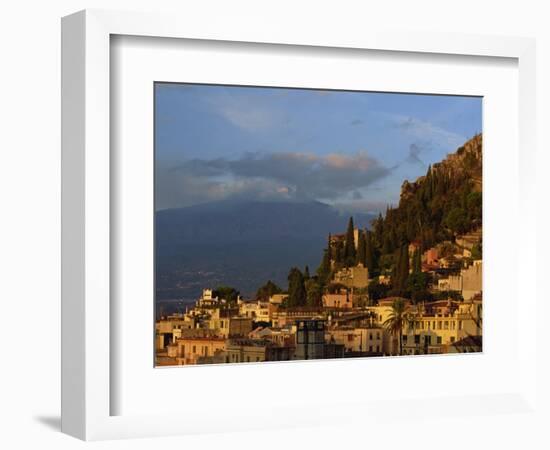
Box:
155;200;375;302
369;134;483;270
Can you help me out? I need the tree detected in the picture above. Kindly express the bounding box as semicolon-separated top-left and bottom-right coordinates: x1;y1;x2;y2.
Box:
412;249;422;274
365;230;376;273
316;247;331;285
368;280;390;302
392;243;409;295
356;229;366;267
305;278;323;307
406;272;431;303
287;267;306;307
471;241;482;260
444;207;468;236
255;280;282;301
344;216;356;266
213;286;240;304
383;298;411;355
303;265;310;280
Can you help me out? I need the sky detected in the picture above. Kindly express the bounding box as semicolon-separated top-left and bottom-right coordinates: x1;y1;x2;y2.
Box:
155;83;482;213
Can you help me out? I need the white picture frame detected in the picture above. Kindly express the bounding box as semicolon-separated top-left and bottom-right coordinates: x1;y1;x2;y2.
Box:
61;9;538;441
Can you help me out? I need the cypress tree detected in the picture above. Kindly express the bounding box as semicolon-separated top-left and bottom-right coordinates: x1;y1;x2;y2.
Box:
365;230;375;273
412;249;422;274
344;216;356;266
316;248;331;285
399;244;410;291
356;229;366;267
287;267;306;307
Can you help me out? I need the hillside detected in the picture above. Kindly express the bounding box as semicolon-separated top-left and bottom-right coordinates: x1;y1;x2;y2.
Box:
323;134;482;282
374;134;482;254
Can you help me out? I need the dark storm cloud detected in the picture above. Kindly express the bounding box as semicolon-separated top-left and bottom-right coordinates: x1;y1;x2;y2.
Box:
156;151;391;210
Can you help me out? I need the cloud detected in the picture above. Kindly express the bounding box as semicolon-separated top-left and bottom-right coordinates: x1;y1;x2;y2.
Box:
406;143;427;167
216;105;279;132
391;115;465;150
205;92;286;133
156;151;391;210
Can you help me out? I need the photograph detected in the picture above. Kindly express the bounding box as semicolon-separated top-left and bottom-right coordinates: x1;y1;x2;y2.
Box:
154;83;483;366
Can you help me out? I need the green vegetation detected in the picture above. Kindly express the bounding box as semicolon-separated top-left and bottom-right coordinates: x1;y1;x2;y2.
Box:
287;267;307;307
255;280;282;301
383;298;411;355
311;134;482;301
257;134;482;307
213;286;240;304
344;217;356;267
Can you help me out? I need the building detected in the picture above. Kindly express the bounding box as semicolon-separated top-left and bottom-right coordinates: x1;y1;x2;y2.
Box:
170;336;226;365
225;339;294;363
328;326;384;354
239;300;272;322
249;326;296;347
295;320;326;360
155;314;196;350
271;307;323;328
196;288;221;307
269;294;288;305
333;265;369;288
323;292;353;309
400;298;482;355
423;247;439;265
436;261;482;300
462;261;482;301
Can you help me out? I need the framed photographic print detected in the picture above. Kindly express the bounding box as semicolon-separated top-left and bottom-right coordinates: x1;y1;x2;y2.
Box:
153;82;483;368
62;9;538;441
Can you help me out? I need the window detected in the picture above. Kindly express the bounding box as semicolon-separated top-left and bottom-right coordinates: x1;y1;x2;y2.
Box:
433;321;436;329
348;334;354;342
450;336;455;343
192;345;196;353
425;335;432;345
376;345;380;352
438;322;442;330
376;332;380;339
414;334;420;344
437;336;442;344
459;320;463;330
444;321;449;330
403;335;408;343
369;333;373;340
369;345;373;352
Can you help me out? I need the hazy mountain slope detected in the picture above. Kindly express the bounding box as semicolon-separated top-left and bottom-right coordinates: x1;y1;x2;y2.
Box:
155;200;375;301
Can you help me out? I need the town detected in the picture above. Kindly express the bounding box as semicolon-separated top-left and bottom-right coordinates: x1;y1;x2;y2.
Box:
156;133;483;366
155;227;482;366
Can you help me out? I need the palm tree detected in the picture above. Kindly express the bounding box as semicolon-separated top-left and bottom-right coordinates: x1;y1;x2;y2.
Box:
383;298;410;355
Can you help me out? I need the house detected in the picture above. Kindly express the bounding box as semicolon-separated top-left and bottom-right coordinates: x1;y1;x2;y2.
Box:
333;265;369;288
170;336;226;365
323;292;353;309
